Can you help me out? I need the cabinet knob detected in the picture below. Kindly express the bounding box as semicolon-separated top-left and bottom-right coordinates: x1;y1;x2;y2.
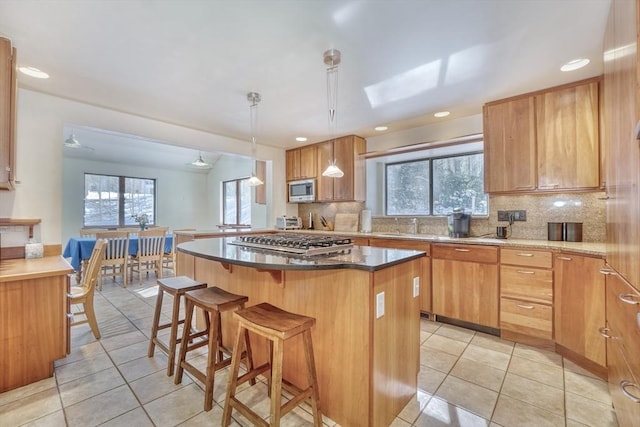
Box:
516;270;535;275
516;304;535;310
454;248;470;252
599;268;615;275
516;253;534;257
556;256;572;261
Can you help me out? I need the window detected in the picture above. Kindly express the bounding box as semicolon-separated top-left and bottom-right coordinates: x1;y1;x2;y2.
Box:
385;152;488;216
84;174;156;226
223;178;251;225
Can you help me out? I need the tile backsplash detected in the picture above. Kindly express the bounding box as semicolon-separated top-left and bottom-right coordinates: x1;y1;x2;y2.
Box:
297;191;607;242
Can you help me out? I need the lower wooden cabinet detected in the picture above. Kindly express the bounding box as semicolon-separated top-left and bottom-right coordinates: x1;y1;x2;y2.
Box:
554;253;606;370
603;271;640;426
368;238;431;313
432;244;499;328
499;248;553;343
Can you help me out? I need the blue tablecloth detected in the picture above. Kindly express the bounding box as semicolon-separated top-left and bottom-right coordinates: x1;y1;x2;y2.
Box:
63;235;173;271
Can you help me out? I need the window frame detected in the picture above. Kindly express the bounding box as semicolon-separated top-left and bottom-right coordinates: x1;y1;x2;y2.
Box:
384;150;487;217
83;173;157;227
222;177;251;226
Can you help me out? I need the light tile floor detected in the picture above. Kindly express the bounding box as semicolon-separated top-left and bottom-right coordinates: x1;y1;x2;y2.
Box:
0;273;620;427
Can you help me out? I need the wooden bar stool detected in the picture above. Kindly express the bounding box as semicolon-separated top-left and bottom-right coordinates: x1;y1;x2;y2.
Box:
148;276;207;376
174;286;255;412
222;303;322;427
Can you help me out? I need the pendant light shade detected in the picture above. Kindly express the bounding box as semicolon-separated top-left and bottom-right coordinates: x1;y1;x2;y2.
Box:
247;91;263;187
323;48;343;178
64;130;94;152
190;152;211;168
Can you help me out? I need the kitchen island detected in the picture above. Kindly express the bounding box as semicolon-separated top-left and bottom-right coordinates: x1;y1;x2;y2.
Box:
177;236;426;427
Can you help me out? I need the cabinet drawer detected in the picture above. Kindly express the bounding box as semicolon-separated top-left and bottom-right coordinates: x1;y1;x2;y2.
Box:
432;244;497;263
500;297;553;339
501;248;552;268
501;265;553;303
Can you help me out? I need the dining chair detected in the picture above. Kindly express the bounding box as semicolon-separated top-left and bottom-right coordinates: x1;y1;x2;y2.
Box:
96;230;131;289
70;238;108;339
77;228;109;280
130;227;168;285
162;228;195;274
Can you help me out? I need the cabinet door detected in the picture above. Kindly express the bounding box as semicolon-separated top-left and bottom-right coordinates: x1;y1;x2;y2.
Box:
316;140;334;202
554;254;606;367
286;149;301;181
536;81;600;190
432;259;499;328
483;97;536;193
333;136;355;201
299;145;317;179
604;0;640;287
0;37;16;190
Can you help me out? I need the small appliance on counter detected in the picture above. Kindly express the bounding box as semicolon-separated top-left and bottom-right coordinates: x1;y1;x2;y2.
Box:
275;216;302;230
447;208;470;238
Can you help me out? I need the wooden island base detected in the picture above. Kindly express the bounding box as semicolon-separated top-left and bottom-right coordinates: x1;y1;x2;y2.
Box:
181;252;423;427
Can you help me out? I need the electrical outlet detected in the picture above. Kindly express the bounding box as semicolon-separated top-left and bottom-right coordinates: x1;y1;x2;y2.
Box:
376;292;385;318
497;210;527;222
413;277;420;298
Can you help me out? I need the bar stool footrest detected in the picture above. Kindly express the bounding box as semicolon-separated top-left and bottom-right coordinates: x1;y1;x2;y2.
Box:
228;397;270;427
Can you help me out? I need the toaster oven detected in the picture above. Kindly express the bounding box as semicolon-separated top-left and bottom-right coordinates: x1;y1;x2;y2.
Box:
275;216;302;230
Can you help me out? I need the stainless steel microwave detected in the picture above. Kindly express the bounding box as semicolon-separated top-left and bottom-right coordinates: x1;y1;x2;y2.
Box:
288;179;315;203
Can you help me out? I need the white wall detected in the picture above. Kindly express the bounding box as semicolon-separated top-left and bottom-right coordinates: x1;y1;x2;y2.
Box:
365;114;483;152
61;157;211;245
0;89;286;247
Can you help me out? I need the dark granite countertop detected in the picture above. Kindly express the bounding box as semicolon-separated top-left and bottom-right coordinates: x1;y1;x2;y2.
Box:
177;237;426;272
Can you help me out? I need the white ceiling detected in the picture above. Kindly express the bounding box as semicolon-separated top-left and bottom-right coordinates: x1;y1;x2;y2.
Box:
0;0;610;160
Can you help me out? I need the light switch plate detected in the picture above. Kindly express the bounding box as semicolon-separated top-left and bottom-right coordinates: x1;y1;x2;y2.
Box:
376;292;385;318
413;277;420;297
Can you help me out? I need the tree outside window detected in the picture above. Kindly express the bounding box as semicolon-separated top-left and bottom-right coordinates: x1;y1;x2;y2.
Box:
84;174;156;226
385;152;488;216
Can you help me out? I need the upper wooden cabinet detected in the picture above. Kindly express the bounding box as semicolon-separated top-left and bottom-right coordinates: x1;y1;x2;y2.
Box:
483;96;536;192
286;135;367;202
483;78;602;194
285;144;317;181
315;135;367;202
0;37;17;190
536;81;600;190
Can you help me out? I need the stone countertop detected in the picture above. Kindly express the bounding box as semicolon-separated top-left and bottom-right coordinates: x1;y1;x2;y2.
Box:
282;230;607;257
177;236;426;272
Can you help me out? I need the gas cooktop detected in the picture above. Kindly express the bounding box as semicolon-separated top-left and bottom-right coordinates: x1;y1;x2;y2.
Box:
228;233;354;256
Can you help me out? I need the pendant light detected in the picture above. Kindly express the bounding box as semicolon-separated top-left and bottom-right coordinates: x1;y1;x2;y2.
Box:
64;129;94;152
189;152;211;168
322;48;344;178
247;91;264;186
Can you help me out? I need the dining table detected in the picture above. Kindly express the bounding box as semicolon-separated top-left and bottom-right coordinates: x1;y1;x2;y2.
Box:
62;235;173;280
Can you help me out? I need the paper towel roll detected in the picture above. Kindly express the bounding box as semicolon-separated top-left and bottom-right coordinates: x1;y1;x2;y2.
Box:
360;210;372;233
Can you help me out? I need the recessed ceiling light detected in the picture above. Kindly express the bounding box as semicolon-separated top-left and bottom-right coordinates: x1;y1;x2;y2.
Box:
434;111;450;118
18;66;49;79
560;58;590;72
295;137;307;142
374;126;388;131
